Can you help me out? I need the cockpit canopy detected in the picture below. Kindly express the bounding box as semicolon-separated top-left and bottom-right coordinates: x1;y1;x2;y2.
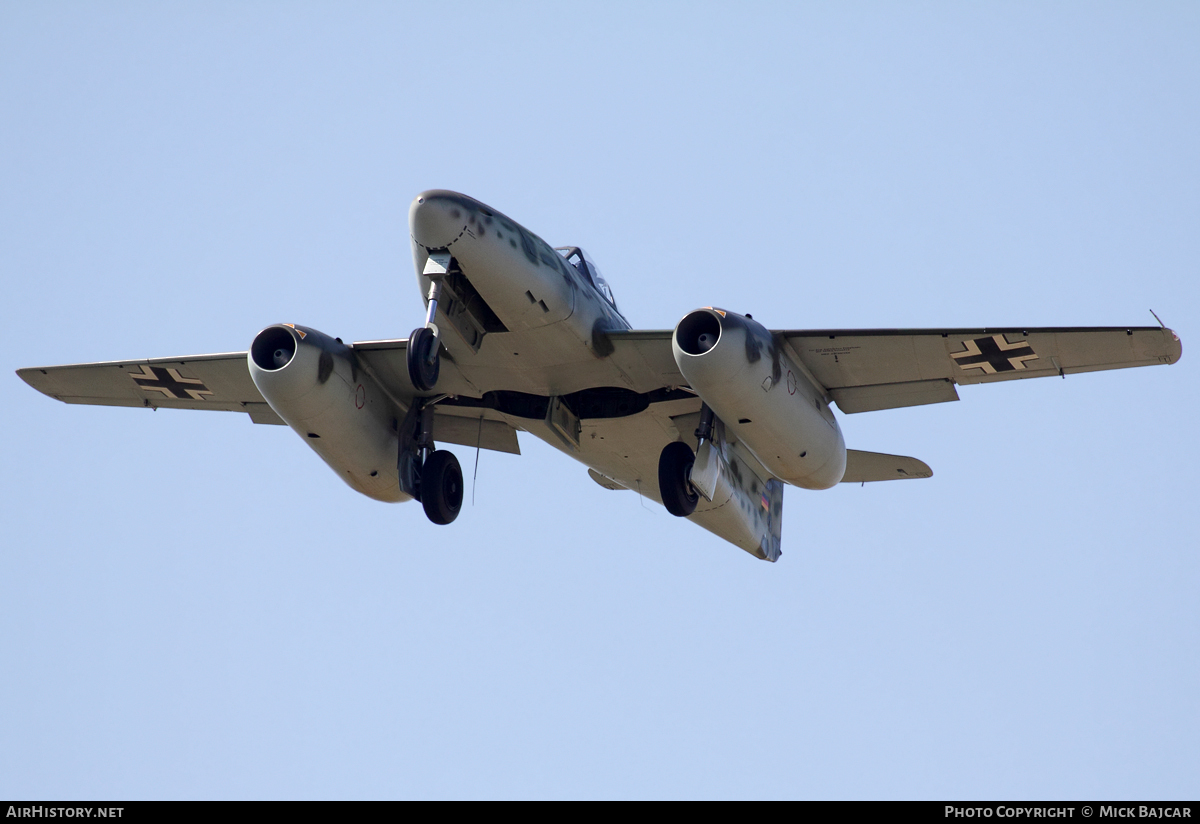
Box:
556;247;616;309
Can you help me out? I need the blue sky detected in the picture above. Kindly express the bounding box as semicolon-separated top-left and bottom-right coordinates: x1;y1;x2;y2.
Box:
2;2;1197;799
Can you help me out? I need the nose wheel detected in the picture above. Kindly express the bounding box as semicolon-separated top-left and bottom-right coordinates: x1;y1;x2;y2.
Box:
658;441;699;517
407;326;440;391
408;252;451;391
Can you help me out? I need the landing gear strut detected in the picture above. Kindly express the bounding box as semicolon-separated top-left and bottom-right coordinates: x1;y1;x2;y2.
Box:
397;398;463;525
407;252;450;391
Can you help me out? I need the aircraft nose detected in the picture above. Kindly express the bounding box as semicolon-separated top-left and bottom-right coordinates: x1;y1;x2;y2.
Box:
409;190;471;250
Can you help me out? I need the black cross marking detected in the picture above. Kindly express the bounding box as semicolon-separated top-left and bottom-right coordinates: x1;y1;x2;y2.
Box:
128;365;214;400
951;335;1039;375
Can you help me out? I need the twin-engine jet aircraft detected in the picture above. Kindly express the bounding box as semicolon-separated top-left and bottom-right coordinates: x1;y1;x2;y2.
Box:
19;191;1183;561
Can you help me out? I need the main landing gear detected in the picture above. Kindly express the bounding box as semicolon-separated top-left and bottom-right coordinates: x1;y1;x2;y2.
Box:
658;441;699;517
420;450;463;525
658;403;715;518
397;398;463;525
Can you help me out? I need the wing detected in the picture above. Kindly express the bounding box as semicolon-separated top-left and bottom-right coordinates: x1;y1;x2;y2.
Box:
18;342;523;453
16;353;286;424
605;326;1182;413
601;330;686;393
784;325;1182;413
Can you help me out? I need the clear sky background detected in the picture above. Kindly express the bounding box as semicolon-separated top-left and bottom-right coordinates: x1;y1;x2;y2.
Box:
2;2;1197;800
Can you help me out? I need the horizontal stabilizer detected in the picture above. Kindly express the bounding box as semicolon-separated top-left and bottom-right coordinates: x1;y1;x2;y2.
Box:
842;450;932;483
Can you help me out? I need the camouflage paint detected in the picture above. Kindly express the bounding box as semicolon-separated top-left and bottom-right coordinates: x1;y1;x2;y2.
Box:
698;418;784;561
248;324;406;503
673;308;847;489
409;190;629;354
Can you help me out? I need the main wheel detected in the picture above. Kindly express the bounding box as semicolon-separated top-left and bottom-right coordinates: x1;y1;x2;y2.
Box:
658;441;698;517
407;326;440;391
421;450;463;525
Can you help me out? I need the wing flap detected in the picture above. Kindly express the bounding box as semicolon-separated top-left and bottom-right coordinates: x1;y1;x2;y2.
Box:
588;468;629;490
245;403;286;425
431;408;521;455
831;379;959;413
842;450;933;483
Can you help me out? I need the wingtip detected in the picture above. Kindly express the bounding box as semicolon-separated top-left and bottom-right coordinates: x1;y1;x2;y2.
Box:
15;367;62;402
16;367;41;388
1166;328;1182;364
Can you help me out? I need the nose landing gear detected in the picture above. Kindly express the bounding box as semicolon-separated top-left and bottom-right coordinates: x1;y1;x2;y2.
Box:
407;326;440;391
408;251;452;392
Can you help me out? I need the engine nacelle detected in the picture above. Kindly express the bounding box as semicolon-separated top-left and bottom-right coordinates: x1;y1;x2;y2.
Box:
248;324;407;502
672;308;846;489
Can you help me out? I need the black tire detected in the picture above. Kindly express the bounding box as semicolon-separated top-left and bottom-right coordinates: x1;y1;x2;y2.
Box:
407;326;440;391
658;441;698;517
421;450;463;525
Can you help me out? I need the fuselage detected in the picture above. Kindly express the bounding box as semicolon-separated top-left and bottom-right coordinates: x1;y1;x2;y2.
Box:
407;190;846;519
409;190;632;397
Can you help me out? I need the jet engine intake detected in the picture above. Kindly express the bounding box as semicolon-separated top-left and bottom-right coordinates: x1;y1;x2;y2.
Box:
250;325;298;372
671;309;846;489
248;324;406;502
